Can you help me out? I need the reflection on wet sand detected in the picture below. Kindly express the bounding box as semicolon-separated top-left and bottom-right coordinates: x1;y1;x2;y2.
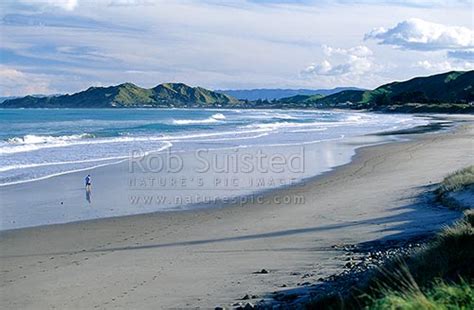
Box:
86;187;92;204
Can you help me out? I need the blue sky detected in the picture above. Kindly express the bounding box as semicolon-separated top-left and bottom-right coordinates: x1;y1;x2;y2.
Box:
0;0;473;95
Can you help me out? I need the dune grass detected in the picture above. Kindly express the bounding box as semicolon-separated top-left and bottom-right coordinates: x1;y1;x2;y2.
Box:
435;165;474;210
437;166;474;195
307;210;474;309
364;210;474;310
369;280;474;310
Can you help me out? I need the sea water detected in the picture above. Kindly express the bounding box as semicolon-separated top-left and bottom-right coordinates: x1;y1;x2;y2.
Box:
0;108;427;186
0;109;429;229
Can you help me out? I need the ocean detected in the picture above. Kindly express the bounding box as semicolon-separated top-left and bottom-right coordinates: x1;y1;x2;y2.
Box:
0;109;430;230
0;108;427;187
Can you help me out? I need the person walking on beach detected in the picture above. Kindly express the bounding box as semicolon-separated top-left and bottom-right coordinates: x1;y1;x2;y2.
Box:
85;174;92;203
85;174;92;190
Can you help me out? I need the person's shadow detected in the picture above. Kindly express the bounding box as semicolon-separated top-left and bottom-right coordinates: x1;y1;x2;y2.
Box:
85;186;92;204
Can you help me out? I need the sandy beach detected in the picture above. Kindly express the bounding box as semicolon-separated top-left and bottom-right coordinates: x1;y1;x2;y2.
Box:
1;117;473;309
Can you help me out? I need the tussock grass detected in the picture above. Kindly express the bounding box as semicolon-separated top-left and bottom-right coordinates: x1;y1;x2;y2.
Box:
369;280;474;310
406;210;474;285
437;166;474;195
365;210;474;309
436;166;474;210
307;210;474;309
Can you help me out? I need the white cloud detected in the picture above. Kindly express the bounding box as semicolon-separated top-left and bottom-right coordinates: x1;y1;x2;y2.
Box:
365;18;474;50
415;60;474;71
17;0;78;11
108;0;154;6
0;66;53;96
303;45;376;77
332;0;472;7
2;0;472;93
323;45;373;57
416;60;453;71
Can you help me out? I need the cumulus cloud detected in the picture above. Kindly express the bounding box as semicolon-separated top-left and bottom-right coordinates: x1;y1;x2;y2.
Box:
323;45;373;57
365;18;474;51
302;45;375;77
0;66;53;96
2;1;472;93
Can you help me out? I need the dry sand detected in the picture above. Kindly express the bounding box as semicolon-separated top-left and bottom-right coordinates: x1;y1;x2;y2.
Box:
1;118;473;309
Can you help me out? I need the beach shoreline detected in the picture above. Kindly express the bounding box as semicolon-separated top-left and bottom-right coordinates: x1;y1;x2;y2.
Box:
1;115;473;309
0;117;445;234
0;111;431;231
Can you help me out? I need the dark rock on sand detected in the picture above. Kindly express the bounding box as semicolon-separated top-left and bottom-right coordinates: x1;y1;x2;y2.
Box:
254;269;269;274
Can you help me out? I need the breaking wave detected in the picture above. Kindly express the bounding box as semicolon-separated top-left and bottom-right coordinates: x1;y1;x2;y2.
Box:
172;113;226;125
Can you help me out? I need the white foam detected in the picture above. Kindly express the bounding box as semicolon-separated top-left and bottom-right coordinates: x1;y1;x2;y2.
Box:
242;114;376;131
345;114;364;122
289;127;328;133
211;113;226;120
247;112;297;120
1;127;278;155
1;135;167;155
0;142;173;187
172;113;226;125
0;155;129;173
184;132;270;142
243;121;331;130
7;133;93;145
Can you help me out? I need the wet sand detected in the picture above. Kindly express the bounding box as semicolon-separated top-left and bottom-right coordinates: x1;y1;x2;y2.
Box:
1;117;473;309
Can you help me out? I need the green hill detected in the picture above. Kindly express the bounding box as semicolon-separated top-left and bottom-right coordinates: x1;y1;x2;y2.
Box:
1;83;239;108
277;71;474;113
2;71;473;112
308;90;366;106
277;94;324;104
364;71;474;105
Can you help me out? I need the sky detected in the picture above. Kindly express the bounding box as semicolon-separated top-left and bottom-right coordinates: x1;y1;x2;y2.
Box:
0;0;473;96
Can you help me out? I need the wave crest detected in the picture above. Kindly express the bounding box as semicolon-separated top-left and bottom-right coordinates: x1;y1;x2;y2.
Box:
7;133;94;145
172;113;226;125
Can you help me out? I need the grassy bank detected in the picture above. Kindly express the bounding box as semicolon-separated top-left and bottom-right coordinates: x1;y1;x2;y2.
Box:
437;166;474;196
436;166;474;210
369;279;473;310
307;168;474;310
364;210;474;310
